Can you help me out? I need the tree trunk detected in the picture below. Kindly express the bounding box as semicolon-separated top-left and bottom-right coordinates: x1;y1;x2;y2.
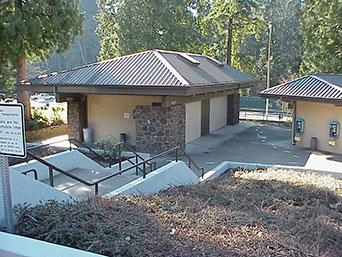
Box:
16;54;31;120
226;17;233;66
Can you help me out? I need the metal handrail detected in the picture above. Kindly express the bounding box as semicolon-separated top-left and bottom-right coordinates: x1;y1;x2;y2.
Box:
21;169;39;180
28;144;204;196
69;138;156;171
68;138;116;167
69;138;106;159
93;146;181;185
27;151;93;188
179;149;205;177
114;141;156;174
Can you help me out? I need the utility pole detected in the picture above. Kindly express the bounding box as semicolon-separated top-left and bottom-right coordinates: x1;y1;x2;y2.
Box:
265;23;272;120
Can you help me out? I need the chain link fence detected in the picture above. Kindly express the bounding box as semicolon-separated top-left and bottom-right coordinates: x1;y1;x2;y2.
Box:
240;96;292;122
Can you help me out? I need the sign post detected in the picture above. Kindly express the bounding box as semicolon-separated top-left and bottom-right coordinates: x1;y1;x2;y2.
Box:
0;103;26;233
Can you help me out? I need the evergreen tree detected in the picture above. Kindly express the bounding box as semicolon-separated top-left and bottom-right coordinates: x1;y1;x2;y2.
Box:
198;0;265;74
0;0;83;119
300;0;342;74
247;0;302;92
40;0;100;73
96;0;201;59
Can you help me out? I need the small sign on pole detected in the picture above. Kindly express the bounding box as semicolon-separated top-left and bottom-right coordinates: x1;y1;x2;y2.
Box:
0;103;26;233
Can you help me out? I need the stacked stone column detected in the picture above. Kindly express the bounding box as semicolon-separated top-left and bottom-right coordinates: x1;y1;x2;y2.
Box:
134;104;185;153
227;93;240;125
67;99;87;140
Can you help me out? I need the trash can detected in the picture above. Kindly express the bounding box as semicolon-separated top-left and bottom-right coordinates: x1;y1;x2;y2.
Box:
83;127;94;144
120;132;127;143
310;137;317;151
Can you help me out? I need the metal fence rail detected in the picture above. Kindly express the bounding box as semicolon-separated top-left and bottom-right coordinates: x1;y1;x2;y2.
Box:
27;144;205;196
240;108;292;122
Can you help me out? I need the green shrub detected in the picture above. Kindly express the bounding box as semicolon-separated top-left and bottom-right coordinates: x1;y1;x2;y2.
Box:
29;109;50;130
51;107;65;126
95;136;118;159
25;119;39;131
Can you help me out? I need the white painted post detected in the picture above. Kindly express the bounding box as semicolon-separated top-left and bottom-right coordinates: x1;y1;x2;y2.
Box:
0;156;14;233
0;103;27;233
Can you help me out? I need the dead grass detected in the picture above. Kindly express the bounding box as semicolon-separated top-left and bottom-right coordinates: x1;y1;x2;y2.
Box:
14;169;342;257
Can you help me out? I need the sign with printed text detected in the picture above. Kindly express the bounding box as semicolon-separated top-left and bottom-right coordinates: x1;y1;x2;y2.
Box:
0;103;26;158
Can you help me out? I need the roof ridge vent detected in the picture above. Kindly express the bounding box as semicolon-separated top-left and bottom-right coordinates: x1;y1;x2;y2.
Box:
36;74;48;79
177;53;200;65
206;56;225;67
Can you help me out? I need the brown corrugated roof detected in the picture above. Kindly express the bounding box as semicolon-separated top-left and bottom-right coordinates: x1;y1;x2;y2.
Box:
260;74;342;103
27;49;257;88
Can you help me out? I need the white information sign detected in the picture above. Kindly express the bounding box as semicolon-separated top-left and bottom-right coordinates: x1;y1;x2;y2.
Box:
0;103;26;158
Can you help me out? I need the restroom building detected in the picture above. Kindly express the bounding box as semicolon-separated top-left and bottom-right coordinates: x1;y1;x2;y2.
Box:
260;74;342;154
21;49;257;153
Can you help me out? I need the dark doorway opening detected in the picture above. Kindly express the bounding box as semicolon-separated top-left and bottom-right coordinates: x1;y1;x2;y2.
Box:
201;99;210;136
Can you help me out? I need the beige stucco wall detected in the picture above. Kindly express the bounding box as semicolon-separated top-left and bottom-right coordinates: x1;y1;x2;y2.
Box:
87;94;161;144
185;101;201;143
297;101;342;153
209;96;227;132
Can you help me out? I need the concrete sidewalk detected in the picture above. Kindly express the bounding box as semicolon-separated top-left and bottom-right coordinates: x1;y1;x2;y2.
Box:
186;121;342;177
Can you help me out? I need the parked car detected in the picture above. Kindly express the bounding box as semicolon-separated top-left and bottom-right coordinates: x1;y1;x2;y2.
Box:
31;93;55;102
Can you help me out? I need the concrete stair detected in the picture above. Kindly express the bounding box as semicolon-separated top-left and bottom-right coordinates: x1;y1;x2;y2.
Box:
41;168;139;200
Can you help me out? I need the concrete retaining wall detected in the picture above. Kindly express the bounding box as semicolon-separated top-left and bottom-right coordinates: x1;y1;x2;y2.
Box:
26;124;68;142
201;161;342;181
11;150;107;181
105;161;199;197
0;168;71;223
11;150;150;181
0;232;107;257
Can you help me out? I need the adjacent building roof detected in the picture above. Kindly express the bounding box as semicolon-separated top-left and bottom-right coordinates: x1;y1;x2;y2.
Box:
260;74;342;104
22;49;257;96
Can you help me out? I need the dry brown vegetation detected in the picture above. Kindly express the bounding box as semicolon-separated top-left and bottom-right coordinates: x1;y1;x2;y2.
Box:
15;169;342;257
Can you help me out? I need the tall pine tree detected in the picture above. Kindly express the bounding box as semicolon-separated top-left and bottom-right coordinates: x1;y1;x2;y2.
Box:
0;0;83;119
96;0;201;59
300;0;342;74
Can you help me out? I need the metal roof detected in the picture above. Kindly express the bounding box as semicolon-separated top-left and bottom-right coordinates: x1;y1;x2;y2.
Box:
260;74;342;103
28;49;257;88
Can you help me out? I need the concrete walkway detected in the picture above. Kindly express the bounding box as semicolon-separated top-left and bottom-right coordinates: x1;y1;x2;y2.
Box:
32;122;342;178
186;121;342;177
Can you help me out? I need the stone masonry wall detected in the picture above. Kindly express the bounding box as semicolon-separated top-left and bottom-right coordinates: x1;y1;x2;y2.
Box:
134;104;185;154
67;100;87;140
227;93;240;125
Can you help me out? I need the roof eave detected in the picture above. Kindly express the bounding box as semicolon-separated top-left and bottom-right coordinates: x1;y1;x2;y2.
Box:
259;92;342;105
20;79;257;96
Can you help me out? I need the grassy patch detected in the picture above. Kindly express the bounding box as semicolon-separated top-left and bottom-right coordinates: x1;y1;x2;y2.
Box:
15;169;341;257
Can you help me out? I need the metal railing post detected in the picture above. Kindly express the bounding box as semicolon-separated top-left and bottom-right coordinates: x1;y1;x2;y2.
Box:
95;183;99;195
143;162;146;178
69;140;72;151
135;155;138;175
175;148;178;162
118;144;122;171
49;166;54;187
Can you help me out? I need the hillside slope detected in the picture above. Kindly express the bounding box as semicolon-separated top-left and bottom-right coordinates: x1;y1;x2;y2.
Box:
15;169;342;257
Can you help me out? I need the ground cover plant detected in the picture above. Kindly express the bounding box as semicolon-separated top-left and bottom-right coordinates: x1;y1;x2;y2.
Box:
14;169;341;257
